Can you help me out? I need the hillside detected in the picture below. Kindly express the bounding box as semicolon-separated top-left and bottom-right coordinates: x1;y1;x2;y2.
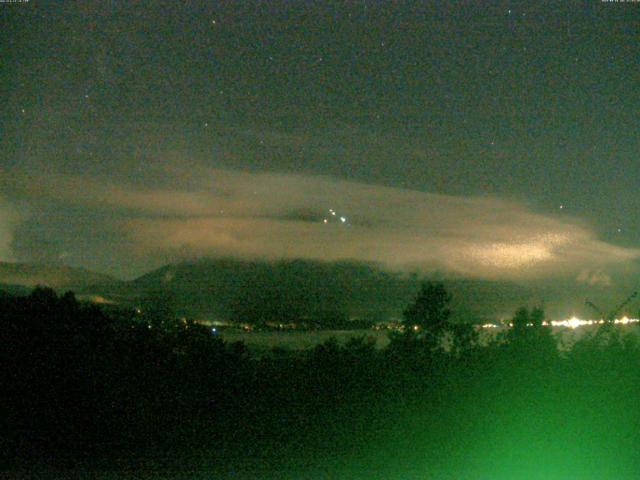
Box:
92;258;537;323
75;258;640;323
0;262;117;291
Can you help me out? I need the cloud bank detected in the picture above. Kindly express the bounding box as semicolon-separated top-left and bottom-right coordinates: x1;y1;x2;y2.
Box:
5;168;640;280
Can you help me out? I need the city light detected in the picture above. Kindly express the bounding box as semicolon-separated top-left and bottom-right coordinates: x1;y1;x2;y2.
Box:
479;316;640;330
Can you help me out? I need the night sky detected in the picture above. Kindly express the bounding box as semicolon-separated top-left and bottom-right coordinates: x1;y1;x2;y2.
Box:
1;1;639;285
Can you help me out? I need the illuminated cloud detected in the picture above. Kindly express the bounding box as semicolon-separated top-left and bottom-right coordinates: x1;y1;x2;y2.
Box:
8;167;637;280
576;270;613;287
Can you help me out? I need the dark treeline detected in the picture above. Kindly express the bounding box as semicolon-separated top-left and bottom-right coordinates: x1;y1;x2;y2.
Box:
2;284;640;479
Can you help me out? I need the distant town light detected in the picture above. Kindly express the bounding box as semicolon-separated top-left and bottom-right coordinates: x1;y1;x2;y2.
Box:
566;317;582;329
479;316;639;329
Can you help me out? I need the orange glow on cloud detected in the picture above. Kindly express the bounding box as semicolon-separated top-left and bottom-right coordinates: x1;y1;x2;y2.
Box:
6;168;640;280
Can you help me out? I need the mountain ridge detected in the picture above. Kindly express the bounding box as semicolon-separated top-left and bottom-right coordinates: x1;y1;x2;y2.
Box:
4;258;638;322
0;261;118;291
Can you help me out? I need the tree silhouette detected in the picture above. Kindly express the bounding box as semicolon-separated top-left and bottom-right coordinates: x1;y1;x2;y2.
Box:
506;305;556;359
509;306;546;339
402;281;452;336
511;306;530;339
449;322;479;357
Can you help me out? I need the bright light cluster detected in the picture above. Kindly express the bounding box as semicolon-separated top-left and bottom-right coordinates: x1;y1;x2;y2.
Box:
323;208;348;225
548;316;639;329
480;316;640;330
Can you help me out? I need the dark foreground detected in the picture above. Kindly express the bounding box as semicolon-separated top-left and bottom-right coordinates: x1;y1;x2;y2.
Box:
3;288;640;479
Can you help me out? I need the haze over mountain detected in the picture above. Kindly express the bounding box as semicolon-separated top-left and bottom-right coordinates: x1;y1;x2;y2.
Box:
0;261;116;291
83;258;640;323
3;258;638;324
